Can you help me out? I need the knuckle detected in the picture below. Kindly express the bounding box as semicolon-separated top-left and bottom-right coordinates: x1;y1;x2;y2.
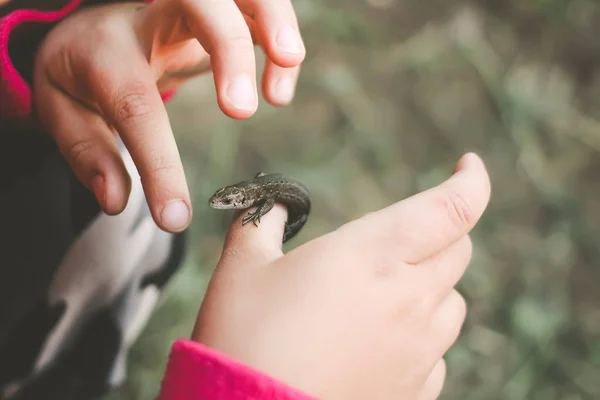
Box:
179;0;254;53
65;139;97;167
146;156;182;179
96;18;120;39
216;32;254;53
88;16;114;40
441;189;473;231
370;247;408;282
90;15;129;50
112;82;153;123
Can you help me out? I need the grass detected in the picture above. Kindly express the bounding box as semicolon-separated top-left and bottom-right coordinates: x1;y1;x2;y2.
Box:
103;0;600;398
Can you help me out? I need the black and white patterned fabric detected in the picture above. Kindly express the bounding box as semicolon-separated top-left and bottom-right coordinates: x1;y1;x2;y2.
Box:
0;123;186;400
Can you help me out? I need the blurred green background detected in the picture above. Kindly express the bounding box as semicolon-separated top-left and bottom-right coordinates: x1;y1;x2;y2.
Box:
105;0;600;398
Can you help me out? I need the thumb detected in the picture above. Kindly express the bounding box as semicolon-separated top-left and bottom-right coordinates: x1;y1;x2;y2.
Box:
218;204;289;269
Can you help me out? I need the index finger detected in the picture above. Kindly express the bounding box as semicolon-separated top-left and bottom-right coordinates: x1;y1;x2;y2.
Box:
346;153;491;264
92;55;192;233
220;203;288;268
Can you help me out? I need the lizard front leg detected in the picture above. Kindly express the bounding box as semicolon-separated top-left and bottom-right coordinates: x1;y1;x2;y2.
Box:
242;197;275;227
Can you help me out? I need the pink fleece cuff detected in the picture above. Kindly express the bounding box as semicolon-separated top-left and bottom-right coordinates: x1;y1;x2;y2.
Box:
158;339;316;400
0;0;172;121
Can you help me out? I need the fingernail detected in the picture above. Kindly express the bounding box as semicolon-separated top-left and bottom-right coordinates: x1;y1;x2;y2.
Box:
454;152;479;174
161;200;190;231
462;152;480;167
91;175;105;208
226;75;257;111
276;26;303;54
465;152;480;162
275;76;295;104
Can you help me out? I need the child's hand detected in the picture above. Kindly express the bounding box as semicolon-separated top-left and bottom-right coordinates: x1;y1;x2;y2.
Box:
193;153;491;400
33;0;305;232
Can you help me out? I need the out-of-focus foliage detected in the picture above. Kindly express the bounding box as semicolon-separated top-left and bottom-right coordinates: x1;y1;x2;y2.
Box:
104;0;600;399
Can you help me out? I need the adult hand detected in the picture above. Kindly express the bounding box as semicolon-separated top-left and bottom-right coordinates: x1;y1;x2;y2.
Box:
33;0;304;232
192;153;491;399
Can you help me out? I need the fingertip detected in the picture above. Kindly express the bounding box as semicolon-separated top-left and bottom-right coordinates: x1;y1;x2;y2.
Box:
264;73;297;107
97;154;133;216
102;176;130;216
160;200;192;232
373;151;491;263
270;26;305;67
222;203;287;264
217;102;257;120
262;61;300;107
453;152;491;201
91;175;106;210
259;203;289;241
454;152;482;172
230;203;288;245
217;73;259;119
131;155;192;233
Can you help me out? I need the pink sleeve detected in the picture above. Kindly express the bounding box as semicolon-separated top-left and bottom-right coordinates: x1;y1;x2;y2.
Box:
157;339;317;400
0;0;84;120
0;0;175;122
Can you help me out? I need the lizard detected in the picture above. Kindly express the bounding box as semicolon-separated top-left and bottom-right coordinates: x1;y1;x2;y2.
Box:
208;172;311;243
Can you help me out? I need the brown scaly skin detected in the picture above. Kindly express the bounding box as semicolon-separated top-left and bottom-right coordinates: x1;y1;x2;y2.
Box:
208;172;311;243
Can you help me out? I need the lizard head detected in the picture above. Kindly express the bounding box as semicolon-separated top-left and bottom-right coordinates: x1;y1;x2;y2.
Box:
208;186;252;209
